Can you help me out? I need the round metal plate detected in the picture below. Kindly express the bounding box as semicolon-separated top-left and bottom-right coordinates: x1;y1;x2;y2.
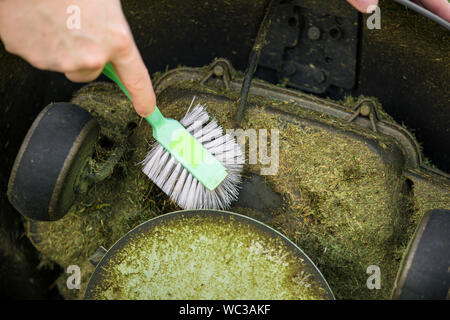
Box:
85;210;334;300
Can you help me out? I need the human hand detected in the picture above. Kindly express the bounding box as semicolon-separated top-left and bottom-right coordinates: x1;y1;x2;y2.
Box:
347;0;379;13
0;0;155;117
347;0;450;22
413;0;450;22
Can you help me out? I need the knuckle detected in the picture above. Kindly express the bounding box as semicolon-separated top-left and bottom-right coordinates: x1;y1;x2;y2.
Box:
59;52;106;73
82;54;106;70
111;29;132;53
127;72;149;93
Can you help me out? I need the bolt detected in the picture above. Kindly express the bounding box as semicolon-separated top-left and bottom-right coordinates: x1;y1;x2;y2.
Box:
213;65;224;77
360;104;371;117
307;26;321;40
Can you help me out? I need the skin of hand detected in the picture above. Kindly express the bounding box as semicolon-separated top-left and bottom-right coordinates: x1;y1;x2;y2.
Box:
347;0;450;22
414;0;450;22
0;0;155;117
347;0;379;12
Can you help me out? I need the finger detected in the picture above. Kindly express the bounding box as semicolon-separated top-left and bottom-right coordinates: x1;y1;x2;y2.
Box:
347;0;379;13
412;0;425;8
419;0;450;22
65;67;103;83
110;38;156;117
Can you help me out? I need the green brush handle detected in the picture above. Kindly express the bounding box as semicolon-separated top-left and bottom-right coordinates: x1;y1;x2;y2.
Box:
101;63;228;190
102;63;163;128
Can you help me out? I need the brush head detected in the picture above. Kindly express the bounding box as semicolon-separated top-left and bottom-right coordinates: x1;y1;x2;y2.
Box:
141;103;245;210
145;107;229;191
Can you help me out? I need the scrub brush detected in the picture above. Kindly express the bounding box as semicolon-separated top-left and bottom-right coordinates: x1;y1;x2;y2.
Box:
102;63;245;209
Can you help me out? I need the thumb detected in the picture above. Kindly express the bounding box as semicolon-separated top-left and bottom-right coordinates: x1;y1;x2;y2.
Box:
111;39;156;117
347;0;379;13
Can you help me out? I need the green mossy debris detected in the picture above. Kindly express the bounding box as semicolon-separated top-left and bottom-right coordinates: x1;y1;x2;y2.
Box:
409;169;450;220
87;213;331;300
27;83;178;300
154;78;449;300
27;77;449;300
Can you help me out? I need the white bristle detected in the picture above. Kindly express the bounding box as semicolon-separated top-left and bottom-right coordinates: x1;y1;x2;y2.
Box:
141;103;245;210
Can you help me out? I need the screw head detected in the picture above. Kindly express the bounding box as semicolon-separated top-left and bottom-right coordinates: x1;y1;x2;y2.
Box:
213;65;224;76
307;26;321;40
360;104;371;117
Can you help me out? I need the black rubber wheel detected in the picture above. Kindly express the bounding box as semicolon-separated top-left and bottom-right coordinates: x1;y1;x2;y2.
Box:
392;209;450;300
7;102;100;221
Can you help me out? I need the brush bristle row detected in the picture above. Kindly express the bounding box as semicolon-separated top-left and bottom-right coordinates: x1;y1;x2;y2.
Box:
141;104;245;210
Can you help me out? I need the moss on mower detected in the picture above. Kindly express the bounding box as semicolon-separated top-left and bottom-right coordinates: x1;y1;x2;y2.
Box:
409;170;450;220
154;78;448;300
27;77;449;300
27;82;178;299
